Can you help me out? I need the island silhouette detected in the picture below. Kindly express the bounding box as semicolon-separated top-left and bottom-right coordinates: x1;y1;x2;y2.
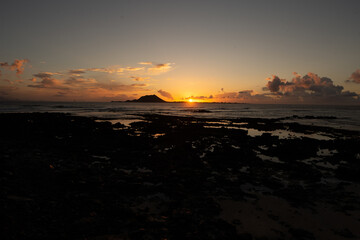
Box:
122;94;167;103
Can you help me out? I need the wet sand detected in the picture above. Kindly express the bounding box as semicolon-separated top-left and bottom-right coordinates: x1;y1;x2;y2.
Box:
1;113;360;239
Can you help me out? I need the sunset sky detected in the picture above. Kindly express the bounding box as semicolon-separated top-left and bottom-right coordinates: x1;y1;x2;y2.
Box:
1;0;360;104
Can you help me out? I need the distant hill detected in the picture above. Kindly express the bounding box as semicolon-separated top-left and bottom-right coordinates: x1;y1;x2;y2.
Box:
125;94;167;103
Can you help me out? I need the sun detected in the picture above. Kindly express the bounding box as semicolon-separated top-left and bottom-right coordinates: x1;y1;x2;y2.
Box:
188;99;193;103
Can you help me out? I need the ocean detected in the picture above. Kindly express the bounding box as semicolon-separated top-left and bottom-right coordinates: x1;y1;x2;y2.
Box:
1;101;360;131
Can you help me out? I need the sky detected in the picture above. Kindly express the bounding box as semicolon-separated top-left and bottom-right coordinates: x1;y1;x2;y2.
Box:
1;0;360;104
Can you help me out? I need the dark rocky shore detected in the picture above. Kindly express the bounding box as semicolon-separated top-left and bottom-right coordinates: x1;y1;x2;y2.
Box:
1;113;360;240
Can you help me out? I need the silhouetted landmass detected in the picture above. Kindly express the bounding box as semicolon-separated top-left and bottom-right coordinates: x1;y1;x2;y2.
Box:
125;94;166;103
1;113;360;239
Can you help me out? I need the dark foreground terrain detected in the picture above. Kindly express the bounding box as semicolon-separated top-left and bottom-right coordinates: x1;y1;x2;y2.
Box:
1;113;360;239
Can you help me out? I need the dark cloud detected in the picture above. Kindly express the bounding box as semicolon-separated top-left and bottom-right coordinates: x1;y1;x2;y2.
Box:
261;73;359;104
65;76;96;86
28;72;67;89
33;72;54;78
131;83;148;87
265;73;348;97
28;79;64;89
237;90;254;98
207;73;359;104
346;69;360;83
213;90;271;103
185;95;213;100
215;92;238;99
0;59;29;75
238;90;253;95
266;76;287;93
148;63;173;73
158;89;173;100
68;69;86;75
130;76;149;81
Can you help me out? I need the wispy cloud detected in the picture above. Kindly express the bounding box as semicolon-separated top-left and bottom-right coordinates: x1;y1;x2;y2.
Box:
138;61;153;65
148;63;173;73
125;67;144;71
130;76;149;81
85;66;143;74
158;89;173;100
87;67;125;74
0;59;176;101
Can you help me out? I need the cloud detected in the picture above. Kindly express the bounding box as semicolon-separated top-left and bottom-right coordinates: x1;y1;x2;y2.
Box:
95;82;149;92
212;90;269;103
261;72;359;104
28;72;66;89
86;66;143;74
131;83;148;87
346;69;360;83
0;59;29;75
185;95;213;100
215;92;239;99
238;90;253;95
130;76;149;81
0;60;177;101
125;67;144;71
265;76;286;92
265;73;346;97
68;69;86;76
148;63;173;73
65;76;97;86
139;61;153;65
87;67;125;74
28;79;64;89
33;72;56;78
28;67;150;96
205;72;359;104
158;89;173;100
237;90;254;99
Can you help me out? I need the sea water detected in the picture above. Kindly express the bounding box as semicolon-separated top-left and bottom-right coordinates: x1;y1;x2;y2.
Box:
0;101;359;131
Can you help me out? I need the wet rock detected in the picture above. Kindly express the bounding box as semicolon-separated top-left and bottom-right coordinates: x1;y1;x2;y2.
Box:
1;113;359;240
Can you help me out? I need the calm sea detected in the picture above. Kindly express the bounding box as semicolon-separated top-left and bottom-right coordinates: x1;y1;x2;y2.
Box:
1;102;360;131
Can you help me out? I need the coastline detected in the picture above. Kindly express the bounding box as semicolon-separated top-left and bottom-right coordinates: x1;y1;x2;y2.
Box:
1;112;360;239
